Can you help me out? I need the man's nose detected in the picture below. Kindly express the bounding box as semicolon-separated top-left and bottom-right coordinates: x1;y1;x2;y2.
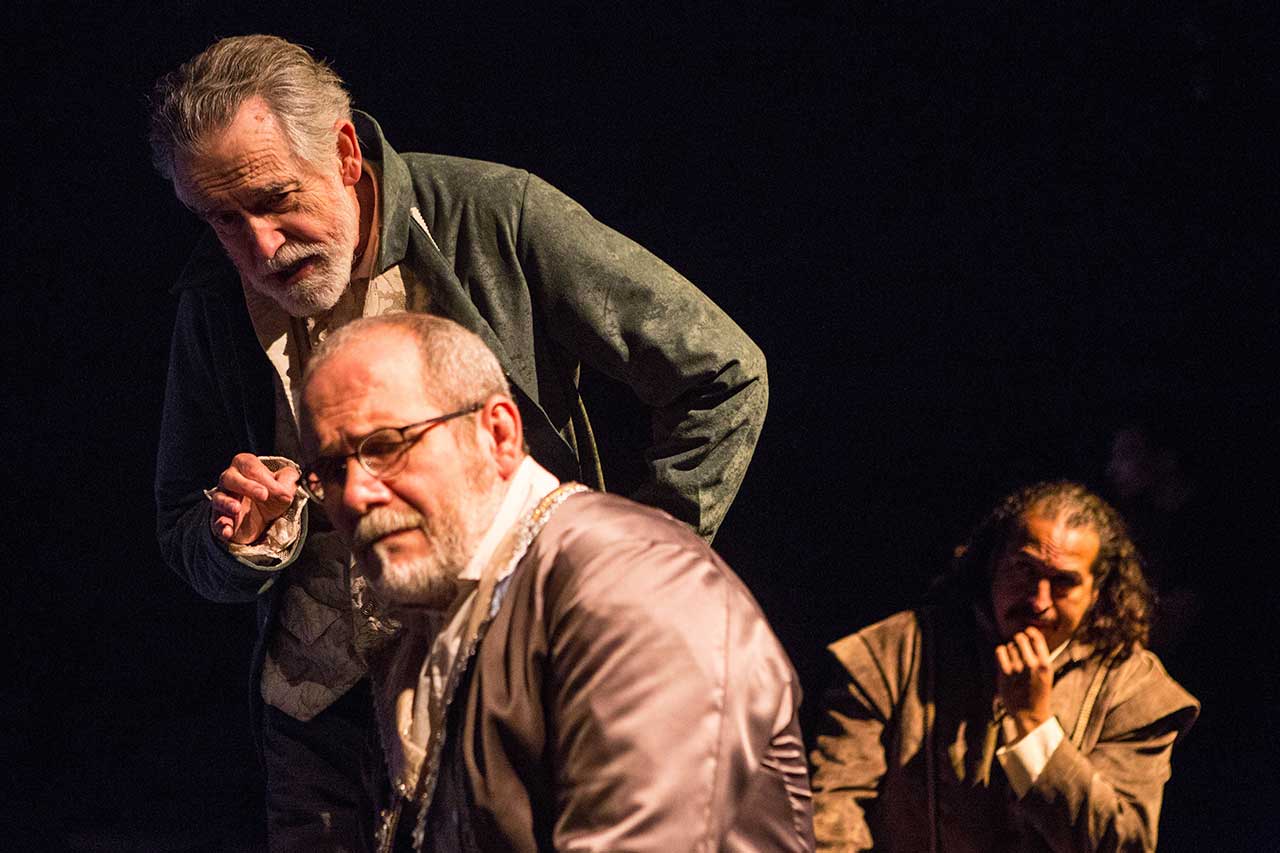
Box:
1031;578;1053;613
245;216;286;261
341;457;392;515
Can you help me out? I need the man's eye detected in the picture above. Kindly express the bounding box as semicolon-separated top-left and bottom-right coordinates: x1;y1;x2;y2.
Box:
210;211;239;230
256;192;295;214
362;438;404;460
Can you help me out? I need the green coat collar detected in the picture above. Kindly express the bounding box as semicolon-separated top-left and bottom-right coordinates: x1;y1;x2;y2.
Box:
353;110;415;275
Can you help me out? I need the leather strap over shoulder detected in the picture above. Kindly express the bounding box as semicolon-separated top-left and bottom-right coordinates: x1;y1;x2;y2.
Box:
1070;649;1118;749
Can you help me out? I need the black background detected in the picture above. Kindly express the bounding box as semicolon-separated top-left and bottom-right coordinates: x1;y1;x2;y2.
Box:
7;2;1278;849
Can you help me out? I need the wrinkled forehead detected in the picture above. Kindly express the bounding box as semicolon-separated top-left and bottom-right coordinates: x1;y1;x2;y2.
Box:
1006;505;1101;566
172;100;302;201
177;143;290;189
302;336;430;431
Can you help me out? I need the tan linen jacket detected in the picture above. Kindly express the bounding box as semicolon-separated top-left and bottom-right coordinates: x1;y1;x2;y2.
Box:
385;491;815;852
810;607;1198;852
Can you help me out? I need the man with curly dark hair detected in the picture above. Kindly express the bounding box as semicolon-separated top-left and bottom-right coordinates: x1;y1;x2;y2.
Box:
809;481;1198;852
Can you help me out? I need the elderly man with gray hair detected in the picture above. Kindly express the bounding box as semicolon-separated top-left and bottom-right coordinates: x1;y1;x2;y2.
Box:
149;35;767;851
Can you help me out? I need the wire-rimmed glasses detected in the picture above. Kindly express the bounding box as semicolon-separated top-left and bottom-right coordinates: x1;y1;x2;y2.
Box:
299;403;483;502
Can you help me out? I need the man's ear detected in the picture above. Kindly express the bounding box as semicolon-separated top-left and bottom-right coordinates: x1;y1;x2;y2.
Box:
335;119;362;187
478;395;524;478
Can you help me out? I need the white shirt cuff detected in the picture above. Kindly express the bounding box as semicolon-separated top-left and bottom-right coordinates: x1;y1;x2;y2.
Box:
996;716;1065;798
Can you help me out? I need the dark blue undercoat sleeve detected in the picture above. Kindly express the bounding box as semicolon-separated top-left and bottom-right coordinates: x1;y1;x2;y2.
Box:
154;257;290;603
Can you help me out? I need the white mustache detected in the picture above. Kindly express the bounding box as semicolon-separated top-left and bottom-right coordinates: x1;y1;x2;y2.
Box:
263;242;325;274
352;507;425;552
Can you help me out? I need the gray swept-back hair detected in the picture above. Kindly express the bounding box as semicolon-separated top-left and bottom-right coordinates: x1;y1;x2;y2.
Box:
148;34;352;180
304;313;512;414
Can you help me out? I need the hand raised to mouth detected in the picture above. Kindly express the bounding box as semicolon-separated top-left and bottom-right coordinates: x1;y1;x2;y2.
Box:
995;625;1054;740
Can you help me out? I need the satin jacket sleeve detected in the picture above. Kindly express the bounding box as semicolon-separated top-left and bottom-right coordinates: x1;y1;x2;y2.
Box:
468;492;813;852
547;527;806;848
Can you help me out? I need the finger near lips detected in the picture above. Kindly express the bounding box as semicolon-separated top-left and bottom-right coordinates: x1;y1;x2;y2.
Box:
1013;630;1050;667
1024;625;1050;657
1006;642;1025;672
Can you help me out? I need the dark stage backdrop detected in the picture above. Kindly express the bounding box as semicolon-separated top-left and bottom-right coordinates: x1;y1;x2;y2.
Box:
8;2;1277;850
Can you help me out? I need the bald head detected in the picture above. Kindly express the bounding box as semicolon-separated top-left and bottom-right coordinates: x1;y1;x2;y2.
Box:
304;313;511;411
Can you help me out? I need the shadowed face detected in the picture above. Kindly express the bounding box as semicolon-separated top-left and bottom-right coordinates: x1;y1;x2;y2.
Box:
173;97;360;317
990;508;1100;650
301;333;503;607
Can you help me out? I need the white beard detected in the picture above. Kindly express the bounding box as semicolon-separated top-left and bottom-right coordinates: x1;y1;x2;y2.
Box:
250;196;359;317
351;455;504;609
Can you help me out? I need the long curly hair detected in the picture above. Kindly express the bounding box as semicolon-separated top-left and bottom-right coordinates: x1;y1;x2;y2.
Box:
935;481;1152;659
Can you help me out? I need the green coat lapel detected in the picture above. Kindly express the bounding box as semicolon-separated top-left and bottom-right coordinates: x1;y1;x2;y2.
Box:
361;109;583;483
